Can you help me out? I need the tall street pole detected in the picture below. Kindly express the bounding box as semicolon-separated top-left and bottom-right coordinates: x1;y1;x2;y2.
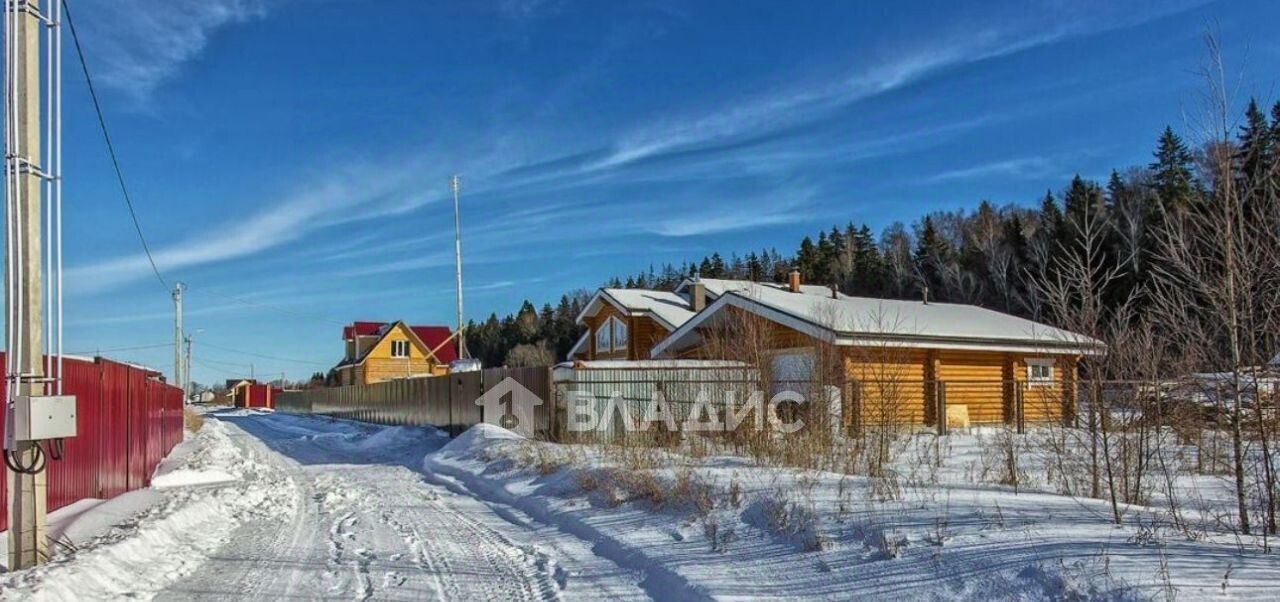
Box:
6;0;46;570
172;282;183;391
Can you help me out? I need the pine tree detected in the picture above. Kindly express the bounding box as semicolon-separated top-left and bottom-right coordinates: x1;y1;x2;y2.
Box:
1150;126;1197;213
914;216;949;299
1237;98;1271;193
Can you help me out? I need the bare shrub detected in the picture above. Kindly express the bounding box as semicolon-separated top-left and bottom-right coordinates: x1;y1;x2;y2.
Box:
183;406;204;433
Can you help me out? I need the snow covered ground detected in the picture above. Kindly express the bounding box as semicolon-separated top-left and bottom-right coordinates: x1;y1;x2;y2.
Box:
1;408;647;601
3;409;1279;600
430;426;1280;601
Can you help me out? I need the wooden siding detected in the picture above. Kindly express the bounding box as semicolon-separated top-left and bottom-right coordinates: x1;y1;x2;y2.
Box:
845;348;928;426
345;323;449;385
936;350;1008;424
584;304;670;361
666;311;1079;427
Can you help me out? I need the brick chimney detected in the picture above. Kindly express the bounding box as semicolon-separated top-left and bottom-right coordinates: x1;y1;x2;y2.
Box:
788;270;801;293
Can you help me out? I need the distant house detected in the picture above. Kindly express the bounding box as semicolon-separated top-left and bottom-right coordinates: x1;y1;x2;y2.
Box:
331;320;458;386
570;277;847;361
570;272;1101;426
652;272;1103;425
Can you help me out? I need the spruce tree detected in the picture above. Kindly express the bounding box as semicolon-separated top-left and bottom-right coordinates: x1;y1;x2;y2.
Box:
1150;126;1197;213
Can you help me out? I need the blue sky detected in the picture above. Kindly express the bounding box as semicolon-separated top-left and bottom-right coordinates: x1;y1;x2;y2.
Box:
49;0;1279;384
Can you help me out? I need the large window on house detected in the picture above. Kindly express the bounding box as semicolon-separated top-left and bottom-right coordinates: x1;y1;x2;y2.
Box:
390;340;410;358
595;323;611;354
611;317;629;352
1027;358;1054;386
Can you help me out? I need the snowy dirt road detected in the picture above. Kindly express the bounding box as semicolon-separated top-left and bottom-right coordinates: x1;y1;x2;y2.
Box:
149;410;648;601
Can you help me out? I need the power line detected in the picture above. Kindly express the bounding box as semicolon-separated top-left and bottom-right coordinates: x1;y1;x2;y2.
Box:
184;284;348;328
192;357;252;378
62;0;168;293
197;340;333;367
65;342;172;355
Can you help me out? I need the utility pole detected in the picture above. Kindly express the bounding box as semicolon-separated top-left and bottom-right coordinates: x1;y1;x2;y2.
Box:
183;335;192;402
6;0;61;570
172;282;183;391
450;175;468;359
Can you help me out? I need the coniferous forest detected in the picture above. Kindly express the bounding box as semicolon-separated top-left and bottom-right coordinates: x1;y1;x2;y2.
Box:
465;99;1280;373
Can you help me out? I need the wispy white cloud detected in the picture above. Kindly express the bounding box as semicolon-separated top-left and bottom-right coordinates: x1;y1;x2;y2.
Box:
75;0;268;99
66;159;442;294
571;2;1207;176
923;156;1058;183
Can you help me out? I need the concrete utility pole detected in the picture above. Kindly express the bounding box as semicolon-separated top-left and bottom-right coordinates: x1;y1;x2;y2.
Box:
183;335;192;402
6;0;47;569
172;282;183;391
450;175;468;359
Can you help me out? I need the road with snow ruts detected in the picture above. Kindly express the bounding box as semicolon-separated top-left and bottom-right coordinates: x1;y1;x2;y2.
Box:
152;410;648;601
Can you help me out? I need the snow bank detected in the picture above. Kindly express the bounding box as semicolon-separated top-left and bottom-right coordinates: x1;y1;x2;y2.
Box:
0;418;298;600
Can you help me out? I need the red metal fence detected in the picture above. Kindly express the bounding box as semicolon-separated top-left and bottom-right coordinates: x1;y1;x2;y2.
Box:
0;353;184;532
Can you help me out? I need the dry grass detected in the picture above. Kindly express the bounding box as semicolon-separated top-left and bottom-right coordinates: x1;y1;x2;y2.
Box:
183;406;205;433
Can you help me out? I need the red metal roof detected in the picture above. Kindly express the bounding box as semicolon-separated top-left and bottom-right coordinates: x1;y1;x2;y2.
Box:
410;326;458;363
342;321;386;339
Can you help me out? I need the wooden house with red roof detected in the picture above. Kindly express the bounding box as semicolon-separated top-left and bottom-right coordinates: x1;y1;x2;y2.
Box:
332;320;458;385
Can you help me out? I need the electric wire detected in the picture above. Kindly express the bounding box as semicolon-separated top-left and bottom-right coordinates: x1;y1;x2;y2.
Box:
61;0;168;292
196;341;333;366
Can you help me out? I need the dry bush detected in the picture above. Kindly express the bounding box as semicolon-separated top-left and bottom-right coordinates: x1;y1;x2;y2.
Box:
979;428;1029;492
183;406;204;433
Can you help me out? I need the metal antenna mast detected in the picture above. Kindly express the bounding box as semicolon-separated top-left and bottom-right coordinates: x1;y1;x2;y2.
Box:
451;174;468;359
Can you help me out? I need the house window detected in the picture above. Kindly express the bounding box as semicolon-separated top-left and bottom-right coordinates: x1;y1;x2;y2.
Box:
611;317;629;352
595;323;611;354
1027;359;1054;386
390;340;410;358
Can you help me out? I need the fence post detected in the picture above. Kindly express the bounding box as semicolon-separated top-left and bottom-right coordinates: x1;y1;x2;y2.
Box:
849;380;862;437
1016;381;1025;434
936;381;948;436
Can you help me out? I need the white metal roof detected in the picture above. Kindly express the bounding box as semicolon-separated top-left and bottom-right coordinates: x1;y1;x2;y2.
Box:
575;288;697;330
676;278;848;300
652;284;1105;357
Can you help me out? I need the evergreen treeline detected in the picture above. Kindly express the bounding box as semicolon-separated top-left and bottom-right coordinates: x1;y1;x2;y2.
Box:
464;99;1280;368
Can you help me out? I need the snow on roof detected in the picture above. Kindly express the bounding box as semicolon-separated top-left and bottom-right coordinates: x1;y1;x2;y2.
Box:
654;284;1104;357
556;359;749;369
677;278;848;300
567;332;589;358
577;288;697;330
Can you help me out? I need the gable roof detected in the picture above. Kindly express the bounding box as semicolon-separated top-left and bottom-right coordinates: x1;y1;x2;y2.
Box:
575;288;697;331
335;320;458;368
652;285;1105;358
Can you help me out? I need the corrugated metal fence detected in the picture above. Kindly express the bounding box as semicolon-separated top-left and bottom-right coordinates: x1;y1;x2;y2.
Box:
277;367;552;437
0;353;184;532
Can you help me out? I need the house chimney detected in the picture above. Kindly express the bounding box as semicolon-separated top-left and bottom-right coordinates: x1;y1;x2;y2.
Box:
829;283;839;299
788;270;802;293
690;281;707;312
922;285;930;305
